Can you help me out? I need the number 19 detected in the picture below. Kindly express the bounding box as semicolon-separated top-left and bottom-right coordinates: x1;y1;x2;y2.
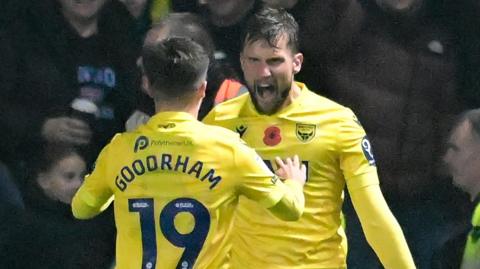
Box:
128;198;210;269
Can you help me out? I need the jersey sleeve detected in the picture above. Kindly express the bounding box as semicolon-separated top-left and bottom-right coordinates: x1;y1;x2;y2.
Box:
350;185;416;268
233;141;287;208
338;110;379;191
72;143;114;219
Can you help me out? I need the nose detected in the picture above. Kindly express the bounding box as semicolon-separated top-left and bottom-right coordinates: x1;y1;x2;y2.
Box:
257;62;272;77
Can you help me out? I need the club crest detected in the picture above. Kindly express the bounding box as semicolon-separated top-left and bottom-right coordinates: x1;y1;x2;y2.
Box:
296;123;316;143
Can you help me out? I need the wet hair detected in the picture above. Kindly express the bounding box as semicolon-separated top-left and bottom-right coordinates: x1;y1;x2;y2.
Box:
141;36;210;100
241;7;299;53
148;12;215;60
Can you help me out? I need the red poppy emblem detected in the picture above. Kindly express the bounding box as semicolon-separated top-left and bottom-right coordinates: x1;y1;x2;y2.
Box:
263;126;282;146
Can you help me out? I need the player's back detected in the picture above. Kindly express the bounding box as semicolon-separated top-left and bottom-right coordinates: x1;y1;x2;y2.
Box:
109;112;248;269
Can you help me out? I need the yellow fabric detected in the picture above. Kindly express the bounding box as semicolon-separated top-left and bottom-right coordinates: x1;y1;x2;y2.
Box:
350;185;416;269
461;203;480;269
72;111;303;269
204;82;413;268
150;0;170;22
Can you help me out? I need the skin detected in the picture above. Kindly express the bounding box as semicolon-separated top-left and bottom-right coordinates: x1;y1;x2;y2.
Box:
37;153;86;204
240;34;303;115
119;0;148;18
444;120;480;201
57;0;107;37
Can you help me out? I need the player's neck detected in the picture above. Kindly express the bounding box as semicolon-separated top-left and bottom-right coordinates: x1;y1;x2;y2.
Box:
154;102;199;119
280;83;302;110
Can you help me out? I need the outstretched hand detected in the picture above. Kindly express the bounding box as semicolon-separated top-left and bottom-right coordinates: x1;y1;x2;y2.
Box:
41;117;92;145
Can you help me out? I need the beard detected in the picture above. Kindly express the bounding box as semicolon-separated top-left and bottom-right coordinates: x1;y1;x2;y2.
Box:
248;79;291;115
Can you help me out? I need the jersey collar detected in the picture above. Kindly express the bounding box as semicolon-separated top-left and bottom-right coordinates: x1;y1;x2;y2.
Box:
146;111;197;128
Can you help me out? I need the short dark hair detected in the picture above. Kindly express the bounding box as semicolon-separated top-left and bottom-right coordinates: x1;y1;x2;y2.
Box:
142;37;210;100
241;7;299;53
148;12;215;60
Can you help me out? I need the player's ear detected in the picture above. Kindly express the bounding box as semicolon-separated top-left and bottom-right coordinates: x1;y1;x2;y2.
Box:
293;52;303;74
142;75;154;98
197;80;207;99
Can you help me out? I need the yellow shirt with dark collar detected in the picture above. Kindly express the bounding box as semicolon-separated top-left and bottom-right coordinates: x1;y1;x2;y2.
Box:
72;111;302;269
203;82;380;268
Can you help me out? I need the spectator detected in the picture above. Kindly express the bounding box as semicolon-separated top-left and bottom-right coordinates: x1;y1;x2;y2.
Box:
204;7;415;269
119;0;171;38
0;0;140;180
298;0;471;267
438;109;480;269
126;11;244;130
0;144;115;268
177;0;261;75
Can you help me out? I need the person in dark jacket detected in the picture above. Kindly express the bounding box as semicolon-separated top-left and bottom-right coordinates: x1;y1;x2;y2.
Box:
0;0;141;182
0;144;115;269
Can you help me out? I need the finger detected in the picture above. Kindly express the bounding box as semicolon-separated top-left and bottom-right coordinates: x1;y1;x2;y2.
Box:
66;118;91;130
275;156;285;168
301;164;307;175
62;128;92;144
293;155;300;167
285;157;293;167
67;126;92;138
62;135;90;145
55;127;90;145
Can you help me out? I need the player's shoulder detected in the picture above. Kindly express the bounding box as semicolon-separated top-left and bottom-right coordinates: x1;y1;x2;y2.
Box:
305;89;351;114
206;92;250;122
201;122;242;143
294;86;357;122
105;130;148;152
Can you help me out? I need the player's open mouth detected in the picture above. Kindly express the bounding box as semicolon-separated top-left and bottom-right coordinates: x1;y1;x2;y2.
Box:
255;83;277;101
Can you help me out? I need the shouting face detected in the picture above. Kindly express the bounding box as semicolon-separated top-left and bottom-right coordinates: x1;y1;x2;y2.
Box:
240;34;302;115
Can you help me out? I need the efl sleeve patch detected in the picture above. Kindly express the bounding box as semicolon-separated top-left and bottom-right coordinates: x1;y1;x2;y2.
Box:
361;136;376;166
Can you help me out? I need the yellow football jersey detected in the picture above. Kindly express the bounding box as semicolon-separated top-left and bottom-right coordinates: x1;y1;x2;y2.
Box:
461;203;480;269
203;82;379;268
72;111;300;269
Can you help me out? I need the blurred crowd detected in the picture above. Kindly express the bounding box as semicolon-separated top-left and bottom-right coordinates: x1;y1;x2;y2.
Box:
1;0;479;268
